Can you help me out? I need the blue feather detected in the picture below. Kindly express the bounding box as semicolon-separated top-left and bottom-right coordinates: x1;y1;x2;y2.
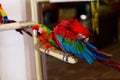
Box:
84;42;107;61
86;42;97;49
92;51;107;61
80;40;107;61
56;35;96;64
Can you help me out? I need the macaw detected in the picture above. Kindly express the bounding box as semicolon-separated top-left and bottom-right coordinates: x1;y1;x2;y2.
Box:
53;19;97;64
53;19;120;70
32;24;57;49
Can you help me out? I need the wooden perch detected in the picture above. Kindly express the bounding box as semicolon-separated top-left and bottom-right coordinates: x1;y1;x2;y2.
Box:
0;21;35;31
36;43;78;64
50;0;92;3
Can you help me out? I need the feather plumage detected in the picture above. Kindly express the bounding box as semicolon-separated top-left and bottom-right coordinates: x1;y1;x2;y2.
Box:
53;19;112;64
0;4;9;23
32;24;57;49
53;23;96;64
57;19;90;38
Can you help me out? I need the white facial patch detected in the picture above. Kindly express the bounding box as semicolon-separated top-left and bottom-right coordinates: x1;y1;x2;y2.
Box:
38;28;43;33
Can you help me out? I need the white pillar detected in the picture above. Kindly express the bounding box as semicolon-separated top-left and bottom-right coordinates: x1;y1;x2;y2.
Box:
0;0;36;80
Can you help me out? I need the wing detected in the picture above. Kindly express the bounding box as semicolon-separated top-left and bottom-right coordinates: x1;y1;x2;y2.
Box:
70;19;90;38
58;19;90;38
54;26;96;64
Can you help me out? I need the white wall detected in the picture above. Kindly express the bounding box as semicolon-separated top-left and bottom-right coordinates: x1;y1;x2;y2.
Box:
0;0;36;80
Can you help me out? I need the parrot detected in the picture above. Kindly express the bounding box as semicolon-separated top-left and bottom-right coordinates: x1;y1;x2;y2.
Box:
53;19;120;71
32;24;57;49
53;19;98;64
32;19;120;71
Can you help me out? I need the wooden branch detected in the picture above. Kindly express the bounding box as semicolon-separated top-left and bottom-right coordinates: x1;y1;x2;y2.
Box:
0;21;35;31
37;0;94;3
50;0;93;3
36;43;78;64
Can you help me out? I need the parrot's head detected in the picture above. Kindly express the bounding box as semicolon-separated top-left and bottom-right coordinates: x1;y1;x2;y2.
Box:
32;24;43;37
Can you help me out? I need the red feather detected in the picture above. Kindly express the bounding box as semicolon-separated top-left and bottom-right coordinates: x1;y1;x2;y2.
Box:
57;19;90;38
70;19;90;38
32;24;39;30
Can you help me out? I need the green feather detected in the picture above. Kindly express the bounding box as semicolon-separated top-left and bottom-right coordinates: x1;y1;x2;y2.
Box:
40;24;52;33
62;36;84;51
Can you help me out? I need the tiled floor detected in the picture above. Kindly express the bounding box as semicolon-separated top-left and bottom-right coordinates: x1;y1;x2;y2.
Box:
46;41;120;80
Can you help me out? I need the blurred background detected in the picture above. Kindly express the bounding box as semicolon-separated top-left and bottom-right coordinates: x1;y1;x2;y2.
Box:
41;0;120;48
0;0;120;80
38;0;120;80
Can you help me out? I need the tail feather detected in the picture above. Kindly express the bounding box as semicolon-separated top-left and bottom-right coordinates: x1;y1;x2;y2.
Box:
84;42;120;72
86;42;97;49
84;42;111;59
97;58;120;72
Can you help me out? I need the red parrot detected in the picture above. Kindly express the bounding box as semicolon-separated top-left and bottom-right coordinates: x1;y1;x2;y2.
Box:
53;19;120;71
32;24;57;49
53;19;96;64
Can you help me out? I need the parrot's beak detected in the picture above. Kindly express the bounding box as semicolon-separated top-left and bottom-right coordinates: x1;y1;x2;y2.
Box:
37;31;41;36
84;38;89;43
77;34;86;39
34;27;42;37
77;34;89;42
33;30;41;37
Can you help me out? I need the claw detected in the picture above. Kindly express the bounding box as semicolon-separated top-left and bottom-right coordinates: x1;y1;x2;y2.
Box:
44;48;50;54
63;52;71;62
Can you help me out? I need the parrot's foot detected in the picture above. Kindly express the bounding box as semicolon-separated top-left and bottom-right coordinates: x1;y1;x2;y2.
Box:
44;48;51;54
63;52;72;62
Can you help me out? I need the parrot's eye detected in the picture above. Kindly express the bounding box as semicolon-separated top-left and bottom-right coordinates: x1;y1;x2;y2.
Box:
37;31;41;36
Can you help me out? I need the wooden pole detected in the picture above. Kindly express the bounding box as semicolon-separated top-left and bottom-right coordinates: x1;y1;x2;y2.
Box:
30;0;43;80
36;43;78;64
0;22;34;31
